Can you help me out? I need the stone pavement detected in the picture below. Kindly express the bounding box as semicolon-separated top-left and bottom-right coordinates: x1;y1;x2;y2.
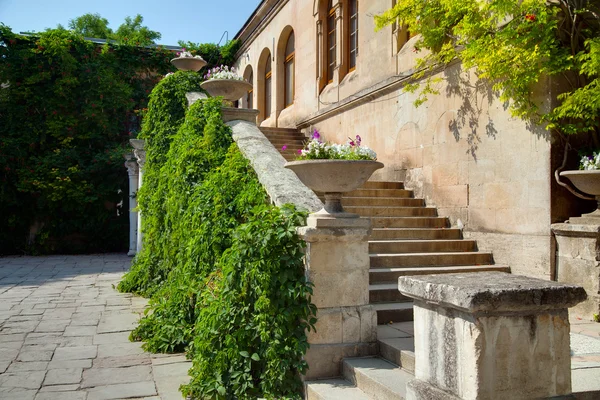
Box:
0;254;191;400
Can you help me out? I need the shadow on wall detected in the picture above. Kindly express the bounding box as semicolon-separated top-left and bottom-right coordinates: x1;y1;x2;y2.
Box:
443;66;550;160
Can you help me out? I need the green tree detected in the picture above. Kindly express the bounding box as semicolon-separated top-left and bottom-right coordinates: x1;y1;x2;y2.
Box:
114;14;161;46
67;13;161;45
375;0;599;146
68;13;113;39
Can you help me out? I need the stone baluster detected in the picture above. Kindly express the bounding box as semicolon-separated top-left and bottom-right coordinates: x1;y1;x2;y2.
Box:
124;154;139;256
398;272;587;400
130;139;146;254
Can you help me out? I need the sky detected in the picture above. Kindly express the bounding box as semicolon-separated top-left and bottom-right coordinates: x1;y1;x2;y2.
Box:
0;0;263;46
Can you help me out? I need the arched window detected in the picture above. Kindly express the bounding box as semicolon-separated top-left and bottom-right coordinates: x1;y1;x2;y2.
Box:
392;0;412;52
326;0;336;83
264;57;272;118
246;70;253;109
348;0;358;70
284;32;295;107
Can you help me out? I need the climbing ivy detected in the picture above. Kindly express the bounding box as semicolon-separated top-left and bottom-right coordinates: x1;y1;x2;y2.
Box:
0;25;175;254
375;0;599;145
118;77;316;399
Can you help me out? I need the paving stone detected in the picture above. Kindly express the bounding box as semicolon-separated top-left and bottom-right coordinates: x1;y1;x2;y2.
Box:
81;365;152;388
0;389;38;400
0;348;19;361
93;355;151;368
0;371;46;389
86;381;157;400
38;384;80;392
0;340;24;349
0;359;10;373
0;333;26;343
63;325;96;336
35;392;86;400
43;368;83;385
53;345;97;360
93;332;130;345
58;336;94;347
7;361;49;372
47;358;92;369
17;350;54;362
35;320;70;333
150;354;188;366
97;312;138;334
97;342;145;358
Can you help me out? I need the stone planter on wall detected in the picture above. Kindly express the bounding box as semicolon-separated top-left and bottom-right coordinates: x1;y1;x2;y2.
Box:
560;170;600;223
285;159;383;217
200;79;252;102
171;56;207;72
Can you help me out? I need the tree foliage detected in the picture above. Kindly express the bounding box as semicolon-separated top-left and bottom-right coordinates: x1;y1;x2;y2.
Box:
375;0;600;144
68;13;161;45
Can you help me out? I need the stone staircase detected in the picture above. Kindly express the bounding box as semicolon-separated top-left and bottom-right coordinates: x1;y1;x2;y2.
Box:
260;126;510;398
261;126;510;324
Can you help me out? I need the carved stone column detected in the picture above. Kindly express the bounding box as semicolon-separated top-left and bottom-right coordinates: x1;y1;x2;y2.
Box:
124;154;139;256
130;139;146;254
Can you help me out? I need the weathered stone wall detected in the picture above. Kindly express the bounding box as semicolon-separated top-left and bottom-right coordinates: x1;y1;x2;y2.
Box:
234;0;556;279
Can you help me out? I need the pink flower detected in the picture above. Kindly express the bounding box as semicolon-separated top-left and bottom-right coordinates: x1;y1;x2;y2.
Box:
312;129;320;140
282;145;287;151
297;149;302;154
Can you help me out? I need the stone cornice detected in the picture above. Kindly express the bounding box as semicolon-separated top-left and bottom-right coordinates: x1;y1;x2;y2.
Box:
234;0;290;58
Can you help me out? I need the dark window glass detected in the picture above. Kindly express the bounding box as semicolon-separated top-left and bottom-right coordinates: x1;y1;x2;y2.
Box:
284;32;295;107
349;0;358;69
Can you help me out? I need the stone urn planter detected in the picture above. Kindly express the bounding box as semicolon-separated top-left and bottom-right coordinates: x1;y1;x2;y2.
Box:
285;159;384;217
560;170;600;220
171;56;207;72
200;79;253;102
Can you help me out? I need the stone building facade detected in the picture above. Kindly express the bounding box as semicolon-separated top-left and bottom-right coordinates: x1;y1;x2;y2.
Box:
233;0;590;279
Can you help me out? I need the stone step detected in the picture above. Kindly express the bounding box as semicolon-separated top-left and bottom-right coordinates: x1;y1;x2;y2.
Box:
348;188;414;198
369;264;511;284
377;336;415;374
268;138;306;145
369;239;477;253
373;302;414;323
370;228;462;240
345;206;438;217
343;196;424;207
259;126;302;134
362;181;405;190
342;357;412;399
369;283;412;303
370;252;494;268
305;379;370;400
371;217;449;229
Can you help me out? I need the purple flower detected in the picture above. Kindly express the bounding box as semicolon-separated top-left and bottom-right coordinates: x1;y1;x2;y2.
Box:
282;145;288;151
312;129;320;140
355;135;362;146
350;141;355;147
297;149;302;154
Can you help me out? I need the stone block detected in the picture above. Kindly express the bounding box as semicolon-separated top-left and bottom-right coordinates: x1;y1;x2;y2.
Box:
308;308;343;344
53;345;97;361
400;272;587;400
85;381;157;400
303;342;378;380
341;307;361;343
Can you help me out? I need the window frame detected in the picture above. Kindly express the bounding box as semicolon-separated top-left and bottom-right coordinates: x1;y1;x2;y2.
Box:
284;32;295;108
326;2;336;84
348;0;358;72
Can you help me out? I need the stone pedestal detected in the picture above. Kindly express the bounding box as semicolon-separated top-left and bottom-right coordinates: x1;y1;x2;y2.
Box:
398;272;587;400
124;154;139;256
130;139;146;254
221;107;259;124
297;216;377;379
552;223;600;319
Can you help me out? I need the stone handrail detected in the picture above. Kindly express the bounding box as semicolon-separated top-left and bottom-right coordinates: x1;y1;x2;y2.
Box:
226;119;322;213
